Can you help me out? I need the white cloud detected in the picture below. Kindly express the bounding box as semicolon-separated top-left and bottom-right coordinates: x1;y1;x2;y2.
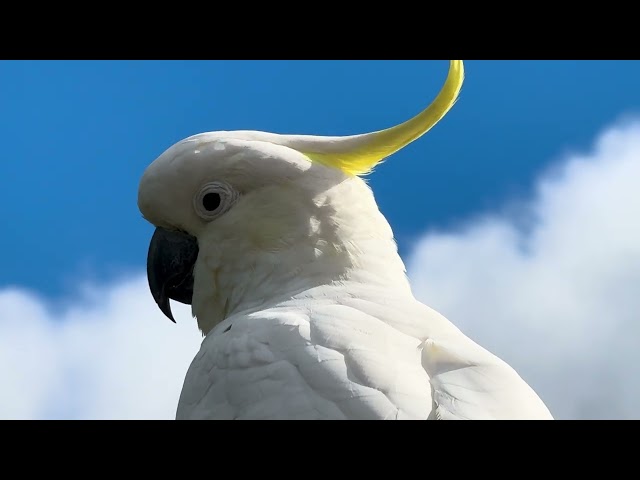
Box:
0;277;202;419
2;120;638;420
407;119;640;419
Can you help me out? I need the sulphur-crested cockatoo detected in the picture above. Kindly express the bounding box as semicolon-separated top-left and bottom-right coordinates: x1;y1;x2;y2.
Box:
138;60;553;420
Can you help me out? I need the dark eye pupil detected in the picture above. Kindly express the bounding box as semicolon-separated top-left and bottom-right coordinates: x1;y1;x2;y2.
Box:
202;192;221;212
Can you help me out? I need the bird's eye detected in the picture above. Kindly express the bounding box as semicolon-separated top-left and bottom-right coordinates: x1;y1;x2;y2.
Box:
202;192;221;211
193;181;239;221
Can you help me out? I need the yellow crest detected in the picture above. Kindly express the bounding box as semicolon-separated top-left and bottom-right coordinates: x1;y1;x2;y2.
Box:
301;60;464;176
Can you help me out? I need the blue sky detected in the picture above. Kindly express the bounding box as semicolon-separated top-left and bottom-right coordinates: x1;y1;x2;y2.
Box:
2;60;639;296
2;60;640;420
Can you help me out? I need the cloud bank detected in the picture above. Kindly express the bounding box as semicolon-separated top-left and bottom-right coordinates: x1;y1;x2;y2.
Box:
408;119;640;419
0;278;202;419
1;119;639;419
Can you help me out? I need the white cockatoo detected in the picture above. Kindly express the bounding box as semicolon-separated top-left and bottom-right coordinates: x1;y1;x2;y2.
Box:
138;60;553;420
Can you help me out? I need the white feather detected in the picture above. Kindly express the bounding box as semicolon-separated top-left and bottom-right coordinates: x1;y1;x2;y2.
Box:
178;282;552;419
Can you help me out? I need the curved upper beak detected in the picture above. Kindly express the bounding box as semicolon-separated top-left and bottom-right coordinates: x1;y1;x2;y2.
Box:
146;227;199;322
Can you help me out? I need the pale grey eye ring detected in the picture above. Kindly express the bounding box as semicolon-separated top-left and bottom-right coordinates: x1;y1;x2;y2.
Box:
193;181;239;221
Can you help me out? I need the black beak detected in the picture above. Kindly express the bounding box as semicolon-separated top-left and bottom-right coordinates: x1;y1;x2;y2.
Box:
146;227;199;322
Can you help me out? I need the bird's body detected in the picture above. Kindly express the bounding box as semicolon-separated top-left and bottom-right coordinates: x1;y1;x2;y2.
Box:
138;61;554;419
178;286;553;420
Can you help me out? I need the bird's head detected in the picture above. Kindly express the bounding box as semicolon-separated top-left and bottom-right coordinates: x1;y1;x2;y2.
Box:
137;60;464;332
